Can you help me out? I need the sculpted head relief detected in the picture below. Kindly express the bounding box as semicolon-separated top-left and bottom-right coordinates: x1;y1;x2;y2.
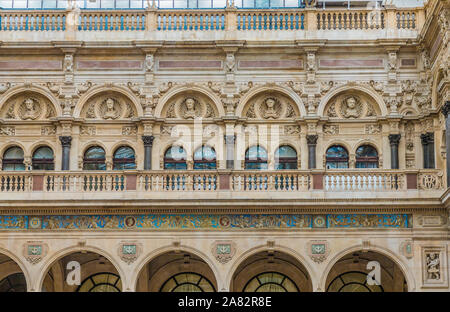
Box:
343;96;361;118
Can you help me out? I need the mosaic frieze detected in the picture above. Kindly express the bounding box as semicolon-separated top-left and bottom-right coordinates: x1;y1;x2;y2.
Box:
0;214;412;230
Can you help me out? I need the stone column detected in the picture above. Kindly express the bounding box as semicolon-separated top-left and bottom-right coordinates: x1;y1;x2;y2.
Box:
442;102;450;186
421;132;435;169
142;135;154;170
306;135;318;169
224;135;236;169
389;134;401;169
59;136;72;171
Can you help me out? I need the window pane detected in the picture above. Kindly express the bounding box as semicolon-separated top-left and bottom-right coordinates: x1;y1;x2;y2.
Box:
356;145;378;157
114;146;135;159
246;146;267;160
57;0;68;8
173;0;187;7
326;146;348;158
130;0;143;8
158;0;173;8
165;146;186;160
84;146;105;159
42;0;56;8
4;147;24;159
13;0;27;8
33;147;53;159
275;145;296;158
212;0;225;7
242;0;254;8
28;0;42;8
86;0;100;8
255;0;269;7
101;0;115;8
0;1;13;8
285;0;298;7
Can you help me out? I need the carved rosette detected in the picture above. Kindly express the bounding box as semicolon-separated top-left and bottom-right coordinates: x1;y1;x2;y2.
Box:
306;240;330;263
211;241;236;264
23;241;48;264
118;242;142;265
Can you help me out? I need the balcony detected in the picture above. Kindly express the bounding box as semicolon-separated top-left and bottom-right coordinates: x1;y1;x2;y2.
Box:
0;169;444;206
0;5;424;43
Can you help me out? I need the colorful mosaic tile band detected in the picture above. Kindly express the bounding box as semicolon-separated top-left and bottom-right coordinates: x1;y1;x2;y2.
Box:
0;214;412;230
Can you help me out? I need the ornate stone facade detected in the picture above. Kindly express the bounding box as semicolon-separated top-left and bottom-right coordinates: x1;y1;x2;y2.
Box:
0;0;448;293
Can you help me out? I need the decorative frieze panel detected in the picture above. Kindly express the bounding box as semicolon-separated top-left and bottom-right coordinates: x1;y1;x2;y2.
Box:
0;214;412;230
422;246;448;288
41;126;56;136
0;126;15;136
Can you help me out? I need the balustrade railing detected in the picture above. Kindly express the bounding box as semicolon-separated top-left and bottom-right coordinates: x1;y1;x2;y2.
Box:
157;10;225;30
0;7;424;32
43;172;126;192
317;9;384;30
231;171;310;191
0;169;443;193
78;10;146;31
237;10;304;30
324;170;405;191
138;171;218;191
0;10;66;31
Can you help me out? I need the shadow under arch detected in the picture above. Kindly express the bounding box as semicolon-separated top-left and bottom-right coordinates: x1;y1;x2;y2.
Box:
236;84;307;118
154;84;226;118
73;85;143;118
317;84;388;117
226;244;317;292
133;244;222;292
319;244;415;292
0;85;63;117
0;247;32;292
37;245;127;292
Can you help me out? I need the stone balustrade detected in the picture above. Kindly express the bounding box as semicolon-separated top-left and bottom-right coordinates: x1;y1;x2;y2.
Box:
0;6;424;33
0;169;444;194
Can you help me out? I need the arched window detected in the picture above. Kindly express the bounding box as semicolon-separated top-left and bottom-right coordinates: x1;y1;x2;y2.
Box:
2;147;25;171
77;273;122;292
83;146;106;170
160;273;215;292
243;272;299;292
193;145;216;170
32;146;54;170
164;146;187;170
245;146;268;170
0;273;27;292
275;145;298;170
113;146;136;170
356;145;379;168
326;271;383;292
326;145;349;169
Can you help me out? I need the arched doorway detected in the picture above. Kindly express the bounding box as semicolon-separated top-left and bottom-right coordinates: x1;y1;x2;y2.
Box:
42;251;122;292
136;251;217;292
231;251;313;292
325;250;408;292
0;253;27;292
